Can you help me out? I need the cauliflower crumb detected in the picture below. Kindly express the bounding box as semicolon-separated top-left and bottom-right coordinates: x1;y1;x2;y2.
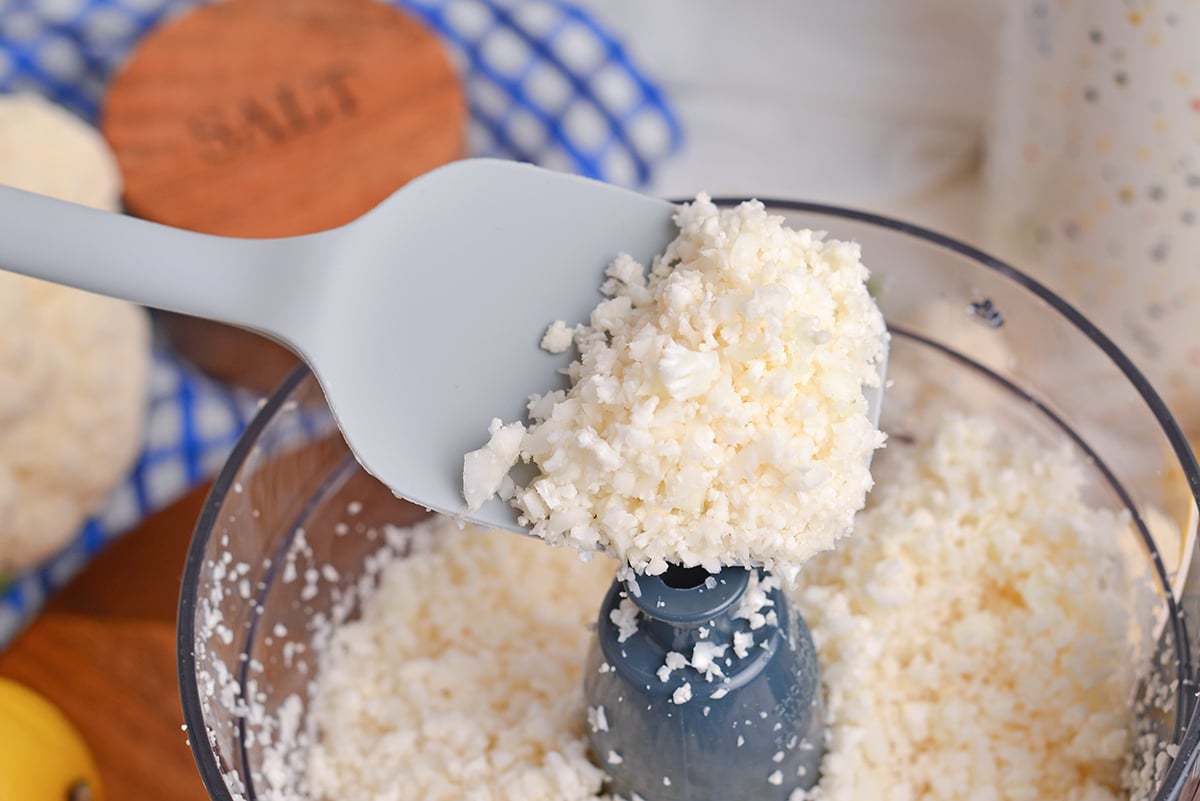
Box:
664;651;687;671
466;194;886;577
689;641;728;682
608;598;640;644
587;705;609;734
733;630;756;659
541;320;576;353
671;683;693;705
653;651;689;685
734;571;776;630
463;418;527;510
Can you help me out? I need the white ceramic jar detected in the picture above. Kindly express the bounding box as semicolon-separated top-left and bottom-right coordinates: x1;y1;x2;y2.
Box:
985;1;1200;434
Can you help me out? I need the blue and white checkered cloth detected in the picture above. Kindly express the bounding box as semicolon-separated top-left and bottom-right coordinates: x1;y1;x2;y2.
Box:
0;0;681;648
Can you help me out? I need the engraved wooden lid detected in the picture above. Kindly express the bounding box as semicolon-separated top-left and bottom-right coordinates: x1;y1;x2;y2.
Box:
102;0;467;238
101;0;466;391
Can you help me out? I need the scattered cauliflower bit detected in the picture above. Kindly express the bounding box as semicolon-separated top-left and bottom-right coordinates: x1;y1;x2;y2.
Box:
734;570;778;630
588;705;610;734
462;417;526;510
688;641;728;682
0;93;150;571
541;320;576;354
465;194;886;579
609;598;640;644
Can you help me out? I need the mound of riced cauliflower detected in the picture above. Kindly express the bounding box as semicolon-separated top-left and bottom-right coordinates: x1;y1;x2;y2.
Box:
304;414;1142;801
791;414;1140;801
0;93;150;572
463;194;887;578
307;518;617;801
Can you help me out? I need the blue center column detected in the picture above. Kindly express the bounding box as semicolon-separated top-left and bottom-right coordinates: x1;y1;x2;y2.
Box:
583;563;824;800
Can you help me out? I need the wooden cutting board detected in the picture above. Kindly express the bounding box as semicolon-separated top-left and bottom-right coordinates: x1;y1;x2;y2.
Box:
0;484;212;800
0;616;208;801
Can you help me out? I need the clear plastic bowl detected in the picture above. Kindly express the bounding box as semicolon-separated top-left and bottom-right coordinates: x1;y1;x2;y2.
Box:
178;201;1200;801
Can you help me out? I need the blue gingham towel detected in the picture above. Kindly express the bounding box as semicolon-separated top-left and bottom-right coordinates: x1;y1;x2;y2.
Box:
0;0;681;648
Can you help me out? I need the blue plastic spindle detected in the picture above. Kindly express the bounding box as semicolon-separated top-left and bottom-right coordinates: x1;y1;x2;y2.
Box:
584;564;824;800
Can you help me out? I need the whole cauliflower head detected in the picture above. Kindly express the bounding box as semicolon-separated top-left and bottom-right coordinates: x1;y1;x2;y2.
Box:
0;94;150;572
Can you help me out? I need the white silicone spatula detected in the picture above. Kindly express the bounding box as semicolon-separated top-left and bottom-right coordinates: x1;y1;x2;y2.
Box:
0;158;883;532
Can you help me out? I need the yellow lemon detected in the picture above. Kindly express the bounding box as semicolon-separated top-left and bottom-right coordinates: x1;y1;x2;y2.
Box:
0;677;104;801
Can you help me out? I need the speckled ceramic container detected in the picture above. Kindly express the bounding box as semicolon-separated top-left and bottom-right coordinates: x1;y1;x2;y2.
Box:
986;1;1200;435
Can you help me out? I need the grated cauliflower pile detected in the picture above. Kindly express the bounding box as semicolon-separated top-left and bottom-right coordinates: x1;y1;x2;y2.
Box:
464;195;887;578
307;416;1141;801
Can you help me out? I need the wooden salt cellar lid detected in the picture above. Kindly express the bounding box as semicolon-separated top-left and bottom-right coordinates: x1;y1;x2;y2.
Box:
103;0;467;390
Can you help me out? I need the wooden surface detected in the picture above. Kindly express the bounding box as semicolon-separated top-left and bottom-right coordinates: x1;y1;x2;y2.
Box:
0;483;213;801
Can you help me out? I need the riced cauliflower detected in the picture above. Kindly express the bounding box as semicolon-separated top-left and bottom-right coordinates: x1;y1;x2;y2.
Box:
0;93;150;571
465;195;887;578
791;415;1138;801
301;416;1141;801
308;519;616;801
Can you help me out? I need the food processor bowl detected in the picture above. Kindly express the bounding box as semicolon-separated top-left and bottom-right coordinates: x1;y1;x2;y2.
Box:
178;201;1200;801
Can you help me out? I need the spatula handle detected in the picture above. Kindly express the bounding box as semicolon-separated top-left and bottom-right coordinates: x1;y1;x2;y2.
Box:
0;185;318;351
